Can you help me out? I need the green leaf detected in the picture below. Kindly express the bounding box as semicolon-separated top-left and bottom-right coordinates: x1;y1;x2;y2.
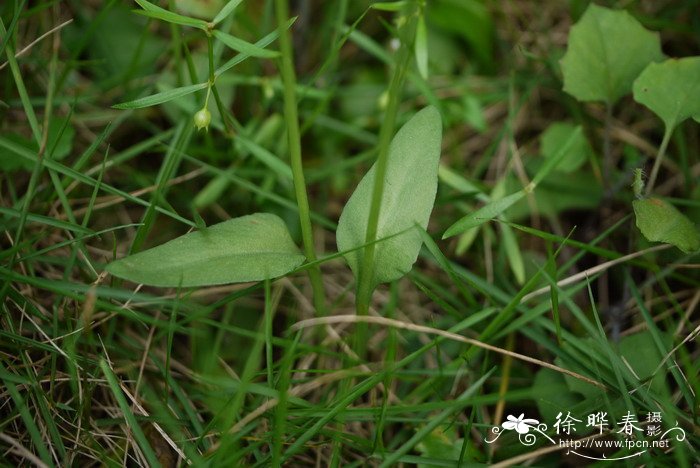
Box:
213;0;244;25
415;427;462;467
500;223;525;285
336;106;442;288
106;213;305;287
370;1;408;12
618;331;671;395
0;119;75;170
438;165;482;195
415;15;428;80
133;0;208;29
633;197;700;253
531;126;583;186
560;4;663;104
113;82;208;109
215;18;295;76
442;190;525;239
632;57;700;131
540;123;590;173
212;30;280;58
532;368;582;424
0;207;93;235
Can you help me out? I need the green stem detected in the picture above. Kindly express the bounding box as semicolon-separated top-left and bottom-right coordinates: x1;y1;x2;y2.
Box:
355;11;416;317
275;0;326;315
645;127;672;196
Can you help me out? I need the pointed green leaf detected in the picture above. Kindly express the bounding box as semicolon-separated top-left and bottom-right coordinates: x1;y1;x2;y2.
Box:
370;1;408;12
213;0;244;25
215;18;295;76
415;15;428;80
633;57;700;131
336;106;442;288
106;213;305;287
540;123;590;173
133;0;208;29
500;223;525;285
442;190;525;239
633;198;700;253
212;30;280;58
560;4;663;104
113;82;208;109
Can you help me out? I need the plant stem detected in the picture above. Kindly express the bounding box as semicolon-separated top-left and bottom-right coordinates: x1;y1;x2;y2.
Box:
355;10;416;317
645;126;672;196
275;0;326;315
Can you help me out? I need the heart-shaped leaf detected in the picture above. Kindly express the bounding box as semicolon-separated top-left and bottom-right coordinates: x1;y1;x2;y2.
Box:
560;4;663;104
633;198;700;253
336;106;442;288
633;57;700;131
107;213;305;287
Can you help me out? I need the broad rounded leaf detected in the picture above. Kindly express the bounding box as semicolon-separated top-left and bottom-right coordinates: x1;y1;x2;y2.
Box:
633;57;700;131
107;213;305;287
336;106;442;288
560;4;663;104
540;123;590;173
633;198;700;253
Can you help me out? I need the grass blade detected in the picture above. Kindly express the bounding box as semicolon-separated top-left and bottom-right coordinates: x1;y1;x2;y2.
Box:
112;82;208;109
99;358;161;467
133;0;208;29
212;30;280;58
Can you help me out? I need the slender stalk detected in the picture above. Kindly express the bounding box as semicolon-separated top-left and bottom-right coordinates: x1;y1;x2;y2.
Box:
645;127;672;196
355;11;416;317
275;0;326;315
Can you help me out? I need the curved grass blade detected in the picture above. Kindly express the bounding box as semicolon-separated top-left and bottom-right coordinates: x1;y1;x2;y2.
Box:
443;190;525;239
113;82;208;110
213;0;244;25
133;0;208;29
212;30;280;58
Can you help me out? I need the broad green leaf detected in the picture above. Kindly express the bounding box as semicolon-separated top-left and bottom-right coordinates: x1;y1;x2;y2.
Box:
0;119;75;170
106;213;305;287
213;0;244;25
633;197;700;253
113;82;208;109
560;4;663;104
415;15;428;80
212;30;280;58
133;0;208;29
531;126;583;186
618;331;671;395
532;368;581;424
336;106;442;288
540;123;590;173
415;427;463;467
632;57;700;131
442;190;525;239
